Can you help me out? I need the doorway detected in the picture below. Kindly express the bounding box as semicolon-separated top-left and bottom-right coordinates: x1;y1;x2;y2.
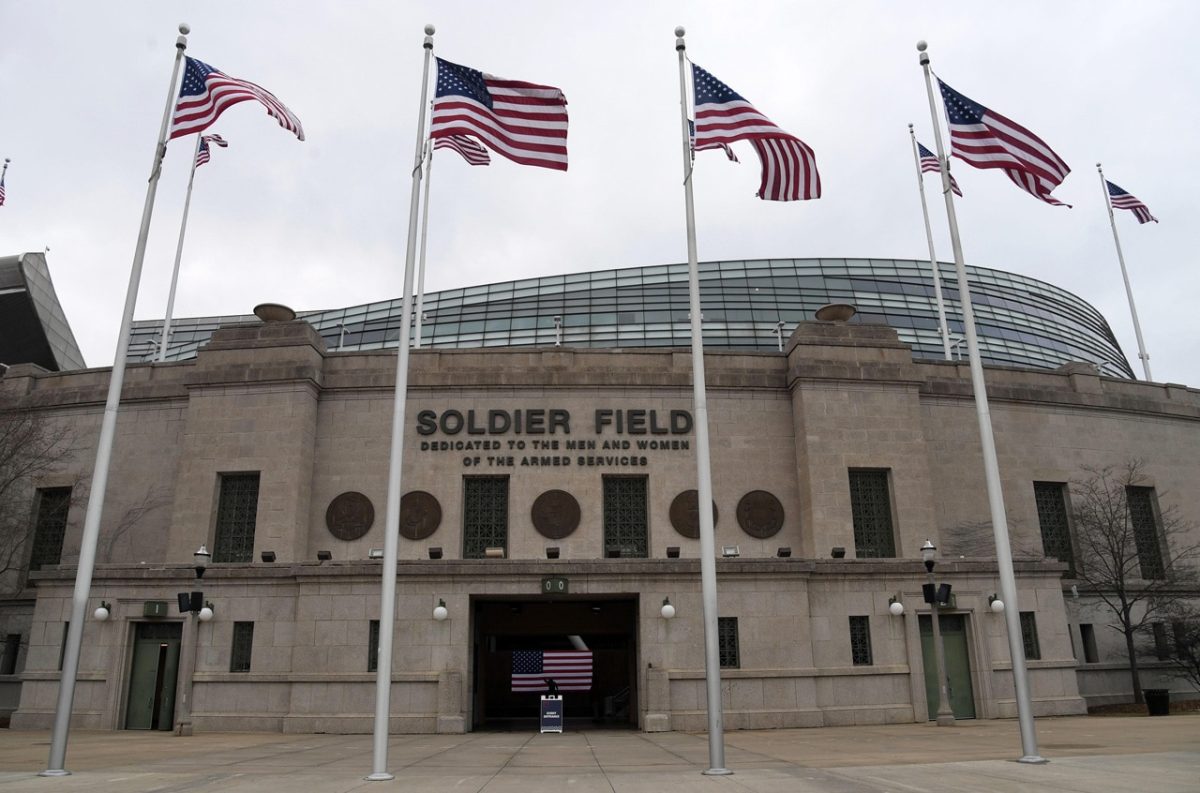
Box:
918;613;976;719
124;621;182;730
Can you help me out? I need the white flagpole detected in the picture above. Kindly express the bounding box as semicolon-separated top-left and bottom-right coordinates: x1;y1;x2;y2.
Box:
675;27;730;776
917;41;1044;764
1097;163;1152;381
158;134;204;363
907;124;952;360
367;23;435;782
414;138;433;349
42;23;190;777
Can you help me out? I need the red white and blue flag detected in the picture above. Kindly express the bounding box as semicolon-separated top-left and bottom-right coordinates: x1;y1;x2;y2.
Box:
431;58;567;171
195;134;228;168
691;63;820;201
0;170;6;207
1106;180;1157;224
434;134;491;166
689;119;739;163
511;650;593;692
936;78;1069;207
171;57;304;141
918;141;962;197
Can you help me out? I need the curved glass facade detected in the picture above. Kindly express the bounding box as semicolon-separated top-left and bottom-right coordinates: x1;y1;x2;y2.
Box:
129;258;1133;377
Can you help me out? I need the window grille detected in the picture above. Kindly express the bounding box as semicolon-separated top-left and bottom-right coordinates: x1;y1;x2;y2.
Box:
368;620;380;672
30;487;71;571
1019;612;1041;660
1033;482;1075;576
718;617;740;668
463;477;508;558
848;470;896;558
213;474;260;563
602;476;648;558
230;621;254;673
1126;487;1165;579
849;616;873;666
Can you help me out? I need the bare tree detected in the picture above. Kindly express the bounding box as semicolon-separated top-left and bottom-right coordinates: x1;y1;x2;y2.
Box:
1070;461;1200;703
941;519;1042;560
1138;609;1200;694
99;484;170;563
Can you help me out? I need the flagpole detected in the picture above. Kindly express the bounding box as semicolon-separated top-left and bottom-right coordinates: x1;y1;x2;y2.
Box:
158;135;204;363
675;27;730;776
1096;163;1151;381
367;23;434;783
917;40;1044;764
414;138;433;349
907;124;952;360
42;24;190;777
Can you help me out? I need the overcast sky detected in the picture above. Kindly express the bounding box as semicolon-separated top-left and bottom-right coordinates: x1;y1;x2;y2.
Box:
3;1;1197;385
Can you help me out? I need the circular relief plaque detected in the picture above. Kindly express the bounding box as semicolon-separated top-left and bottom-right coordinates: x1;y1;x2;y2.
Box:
531;489;581;539
325;491;375;541
399;491;442;540
736;490;785;539
669;490;718;539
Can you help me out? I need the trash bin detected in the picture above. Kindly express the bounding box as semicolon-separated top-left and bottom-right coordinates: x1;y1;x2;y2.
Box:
1143;688;1170;716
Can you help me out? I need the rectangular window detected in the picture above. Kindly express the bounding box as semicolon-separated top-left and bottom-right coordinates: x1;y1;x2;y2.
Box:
58;622;69;671
718;617;740;668
1152;622;1170;661
230;621;254;673
1172;622;1189;660
367;620;380;673
463;476;509;558
1020;612;1041;660
1126;487;1165;579
848;470;896;558
30;487;72;571
1033;482;1075;576
602;476;648;558
1080;623;1099;663
1;634;21;675
849;616;873;666
213;474;261;564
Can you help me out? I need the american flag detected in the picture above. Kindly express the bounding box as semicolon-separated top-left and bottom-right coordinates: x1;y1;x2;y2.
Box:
917;141;962;197
692;63;820;201
431;58;567;171
1106;180;1157;224
171;57;305;141
689;119;739;163
195;134;228;168
0;172;5;207
434;134;491;166
511;650;592;692
936;78;1069;207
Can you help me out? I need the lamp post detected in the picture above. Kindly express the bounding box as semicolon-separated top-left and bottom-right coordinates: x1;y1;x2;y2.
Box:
175;545;213;735
921;540;955;726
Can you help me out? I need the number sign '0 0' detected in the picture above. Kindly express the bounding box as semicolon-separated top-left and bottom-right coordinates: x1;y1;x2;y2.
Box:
541;576;569;595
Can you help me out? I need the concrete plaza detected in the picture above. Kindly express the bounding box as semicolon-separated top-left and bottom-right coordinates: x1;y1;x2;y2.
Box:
0;715;1196;792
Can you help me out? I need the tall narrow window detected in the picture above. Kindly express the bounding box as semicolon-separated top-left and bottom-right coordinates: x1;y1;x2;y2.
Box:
849;616;873;666
1019;612;1041;660
718;617;740;668
1126;487;1165;580
1152;623;1170;661
2;634;21;675
230;621;254;672
1033;482;1075;576
463;476;508;558
30;487;71;571
1172;622;1189;660
848;470;896;558
58;622;69;671
213;473;261;563
367;620;380;672
1080;623;1099;663
602;476;648;558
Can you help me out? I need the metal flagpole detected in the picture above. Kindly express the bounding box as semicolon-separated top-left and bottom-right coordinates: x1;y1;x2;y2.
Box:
414;138;433;349
159;135;204;362
42;23;190;777
907;124;953;360
367;23;435;782
674;26;730;776
1097;163;1152;381
917;40;1044;764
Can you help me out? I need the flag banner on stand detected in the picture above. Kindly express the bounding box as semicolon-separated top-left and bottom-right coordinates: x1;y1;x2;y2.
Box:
431;58;568;171
1106;180;1157;224
195;133;228;168
512;650;593;692
691;63;820;201
918;141;962;197
689;119;739;162
434;134;491;166
171;57;305;141
936;78;1069;207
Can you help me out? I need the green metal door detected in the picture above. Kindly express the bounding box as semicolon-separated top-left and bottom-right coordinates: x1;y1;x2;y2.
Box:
919;614;976;719
124;622;182;730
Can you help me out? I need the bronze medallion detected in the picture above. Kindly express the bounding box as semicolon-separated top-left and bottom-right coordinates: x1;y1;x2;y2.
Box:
669;489;718;539
399;491;442;540
325;491;375;541
531;490;581;539
736;490;784;539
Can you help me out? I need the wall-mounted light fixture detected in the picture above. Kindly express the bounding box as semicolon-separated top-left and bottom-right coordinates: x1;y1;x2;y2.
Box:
666;546;680;559
368;548;384;559
661;597;676;619
433;598;448;621
776;547;792;558
888;596;905;616
193;545;211;578
316;550;333;561
545;546;560;559
428;547;443;560
484;547;505;559
831;546;846;559
198;601;215;622
988;594;1005;613
260;550;276;563
93;601;112;621
721;545;740;558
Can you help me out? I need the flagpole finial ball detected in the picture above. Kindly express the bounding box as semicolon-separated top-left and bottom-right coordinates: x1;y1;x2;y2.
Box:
907;123;913;130
179;23;190;35
916;40;927;52
675;26;686;37
1096;162;1102;169
425;24;435;35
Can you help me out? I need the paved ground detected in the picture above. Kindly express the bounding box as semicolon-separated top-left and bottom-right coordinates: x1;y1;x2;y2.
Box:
0;715;1197;792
